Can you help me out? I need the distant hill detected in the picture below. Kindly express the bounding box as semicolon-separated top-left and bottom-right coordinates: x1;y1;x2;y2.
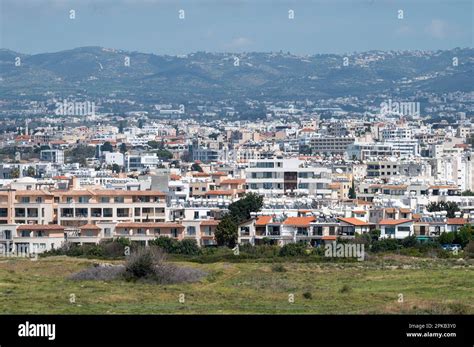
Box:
0;47;472;102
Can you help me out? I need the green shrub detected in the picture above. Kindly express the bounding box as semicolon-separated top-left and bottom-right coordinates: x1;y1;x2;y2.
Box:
279;242;308;257
84;245;104;258
124;247;165;280
150;237;180;253
303;291;312;299
178;239;202;256
241;244;280;258
438;232;455;245
100;240;127;258
399;248;422;257
370;238;400;253
401;235;417;248
465;240;474;258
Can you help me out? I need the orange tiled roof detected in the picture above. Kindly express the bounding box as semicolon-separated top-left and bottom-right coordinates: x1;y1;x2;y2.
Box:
379;219;412;225
200;220;219;226
220;179;245;185
256;216;272;226
338;217;370;226
429;185;458;190
206;190;233;196
80;223;101;230
322;235;337;240
116;222;184;229
353;210;367;214
283;216;315;227
447;218;468;225
17;224;65;231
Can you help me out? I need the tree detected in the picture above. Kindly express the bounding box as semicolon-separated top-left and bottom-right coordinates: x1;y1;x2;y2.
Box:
156;149;173;160
438;231;455;245
25;166;35;177
461;190;474;196
119;143;127;154
190;163;203;172
369;229;381;242
101;141;114;153
215;214;238;247
147;141;161;149
427;201;460;218
66;145;96;164
348;181;356;199
112;164;121;174
454;224;474;247
118;121;125;134
228;192;264;224
10;167;20;179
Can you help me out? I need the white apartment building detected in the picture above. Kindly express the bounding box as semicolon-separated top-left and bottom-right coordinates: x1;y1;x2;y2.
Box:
347;143;395;160
310;135;355;155
246;158;332;197
381;127;413;141
40;149;64;164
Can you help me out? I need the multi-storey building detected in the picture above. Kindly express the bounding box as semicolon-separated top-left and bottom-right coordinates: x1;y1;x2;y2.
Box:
245;158;332;197
310;136;355;155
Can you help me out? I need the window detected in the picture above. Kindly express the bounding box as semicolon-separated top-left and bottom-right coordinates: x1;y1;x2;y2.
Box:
79;196;90;203
20;197;30;204
114;197;124;203
36;197;43;203
154;228;161;235
240;226;250;235
187;226;196;235
194;211;199;219
398;226;411;232
100;197;110;203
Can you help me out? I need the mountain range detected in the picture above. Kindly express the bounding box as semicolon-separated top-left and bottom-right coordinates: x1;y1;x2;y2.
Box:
0;47;472;102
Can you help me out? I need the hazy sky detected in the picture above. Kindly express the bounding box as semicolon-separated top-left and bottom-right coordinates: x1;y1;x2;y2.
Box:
1;0;472;55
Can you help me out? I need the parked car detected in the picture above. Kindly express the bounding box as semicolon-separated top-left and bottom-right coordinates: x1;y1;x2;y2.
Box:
441;244;462;251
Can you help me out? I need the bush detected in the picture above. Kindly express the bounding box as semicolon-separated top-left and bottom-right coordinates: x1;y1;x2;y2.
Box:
401;235;417;248
101;240;127;258
177;239;201;256
124;247;165;280
302;291;312;300
279;242;308;257
150;237;180;254
69;264;125;281
399;248;423;257
241;243;280;258
438;232;455;245
370;238;400;253
84;245;104;258
465;240;474;258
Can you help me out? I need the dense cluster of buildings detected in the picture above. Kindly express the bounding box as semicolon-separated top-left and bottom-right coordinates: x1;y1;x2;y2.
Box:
0;108;473;254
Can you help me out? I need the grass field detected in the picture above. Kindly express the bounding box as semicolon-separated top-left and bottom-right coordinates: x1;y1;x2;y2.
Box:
0;255;473;314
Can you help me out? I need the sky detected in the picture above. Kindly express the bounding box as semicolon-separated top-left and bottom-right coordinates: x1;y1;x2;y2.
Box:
0;0;472;55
